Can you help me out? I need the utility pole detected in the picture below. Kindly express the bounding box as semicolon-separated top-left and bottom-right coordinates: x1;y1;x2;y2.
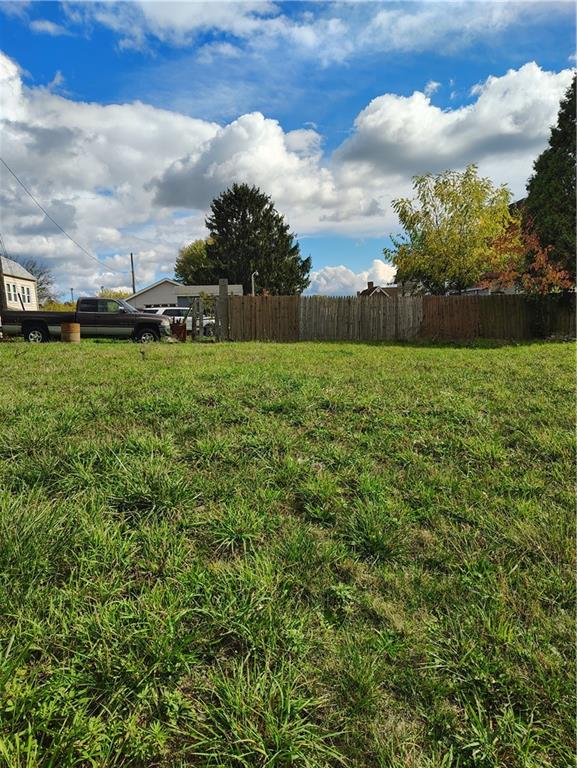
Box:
130;252;136;294
70;288;74;304
0;233;7;313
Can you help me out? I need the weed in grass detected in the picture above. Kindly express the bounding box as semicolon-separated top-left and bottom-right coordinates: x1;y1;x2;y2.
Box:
294;472;343;526
204;499;273;556
106;458;197;523
180;658;345;767
339;500;408;562
335;634;385;716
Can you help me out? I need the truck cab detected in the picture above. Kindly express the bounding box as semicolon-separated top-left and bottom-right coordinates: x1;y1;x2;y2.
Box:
75;298;169;341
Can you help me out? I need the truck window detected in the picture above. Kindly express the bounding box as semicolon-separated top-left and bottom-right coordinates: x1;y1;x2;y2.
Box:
98;300;121;313
78;299;98;312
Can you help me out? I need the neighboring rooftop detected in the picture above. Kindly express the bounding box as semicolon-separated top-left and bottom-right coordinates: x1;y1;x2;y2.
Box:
127;278;244;302
357;281;399;298
1;256;36;281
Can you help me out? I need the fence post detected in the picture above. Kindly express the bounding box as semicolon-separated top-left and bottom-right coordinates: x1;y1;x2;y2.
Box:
217;279;229;341
197;297;204;339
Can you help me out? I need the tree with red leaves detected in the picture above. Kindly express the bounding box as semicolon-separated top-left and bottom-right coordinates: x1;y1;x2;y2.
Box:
481;220;573;295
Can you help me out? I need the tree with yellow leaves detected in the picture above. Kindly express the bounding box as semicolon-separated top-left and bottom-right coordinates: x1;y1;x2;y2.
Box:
386;165;521;294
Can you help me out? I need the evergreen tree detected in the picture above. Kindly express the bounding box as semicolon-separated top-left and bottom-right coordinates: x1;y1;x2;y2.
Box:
525;75;576;281
205;184;311;295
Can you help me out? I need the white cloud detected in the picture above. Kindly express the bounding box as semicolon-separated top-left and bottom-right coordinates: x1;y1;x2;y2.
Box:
59;1;571;64
424;80;441;97
0;50;572;297
150;113;350;219
0;2;30;20
29;19;70;36
46;70;65;91
361;2;522;55
196;41;243;65
0;51;218;296
307;259;397;296
336;62;573;193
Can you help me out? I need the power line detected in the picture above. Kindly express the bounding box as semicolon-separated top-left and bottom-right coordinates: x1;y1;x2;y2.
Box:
0;156;129;275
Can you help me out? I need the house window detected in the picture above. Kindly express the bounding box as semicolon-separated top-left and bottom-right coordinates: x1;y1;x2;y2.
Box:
6;283;15;302
24;286;31;303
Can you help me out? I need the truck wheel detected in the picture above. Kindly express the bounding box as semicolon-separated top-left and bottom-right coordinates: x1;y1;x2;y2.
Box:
24;325;49;343
135;327;159;343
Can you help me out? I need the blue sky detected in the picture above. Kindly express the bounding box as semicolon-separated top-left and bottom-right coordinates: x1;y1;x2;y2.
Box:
0;1;574;297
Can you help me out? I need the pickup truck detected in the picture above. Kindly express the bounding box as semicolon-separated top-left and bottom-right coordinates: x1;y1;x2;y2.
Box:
1;297;172;342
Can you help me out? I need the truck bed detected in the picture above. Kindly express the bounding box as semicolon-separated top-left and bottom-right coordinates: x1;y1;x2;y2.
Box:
2;310;76;337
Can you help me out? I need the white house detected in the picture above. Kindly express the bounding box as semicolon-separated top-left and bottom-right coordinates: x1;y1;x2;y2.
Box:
127;278;243;309
1;256;39;310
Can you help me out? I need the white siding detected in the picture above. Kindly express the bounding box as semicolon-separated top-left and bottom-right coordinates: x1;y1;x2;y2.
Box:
128;280;243;309
3;276;38;310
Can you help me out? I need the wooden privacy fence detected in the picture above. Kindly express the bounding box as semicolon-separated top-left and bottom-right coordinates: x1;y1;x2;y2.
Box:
299;295;423;341
225;294;575;342
228;295;300;341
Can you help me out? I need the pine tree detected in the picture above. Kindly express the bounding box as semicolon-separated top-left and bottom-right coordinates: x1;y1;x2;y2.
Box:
525;75;576;281
205;184;311;295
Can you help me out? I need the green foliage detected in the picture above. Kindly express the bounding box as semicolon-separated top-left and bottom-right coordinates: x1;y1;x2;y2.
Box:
525;75;576;280
174;238;215;285
205;183;311;294
386;165;518;294
0;340;573;767
40;300;75;312
97;288;131;299
199;290;217;313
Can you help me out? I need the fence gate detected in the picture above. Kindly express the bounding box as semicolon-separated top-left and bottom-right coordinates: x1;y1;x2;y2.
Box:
169;297;213;340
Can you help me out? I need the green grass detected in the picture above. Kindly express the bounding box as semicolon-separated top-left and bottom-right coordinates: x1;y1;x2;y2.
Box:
0;340;574;767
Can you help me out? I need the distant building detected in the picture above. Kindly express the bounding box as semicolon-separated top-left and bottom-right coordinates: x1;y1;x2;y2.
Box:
127;278;243;309
1;256;39;310
357;281;400;298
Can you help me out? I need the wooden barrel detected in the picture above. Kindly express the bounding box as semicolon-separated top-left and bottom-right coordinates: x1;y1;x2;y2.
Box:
61;322;81;343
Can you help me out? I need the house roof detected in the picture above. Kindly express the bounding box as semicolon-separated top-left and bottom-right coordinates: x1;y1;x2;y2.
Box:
128;278;243;301
1;256;37;282
127;278;180;300
358;284;399;298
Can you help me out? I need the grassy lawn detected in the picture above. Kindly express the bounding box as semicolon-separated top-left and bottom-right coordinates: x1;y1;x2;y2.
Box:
0;340;574;767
